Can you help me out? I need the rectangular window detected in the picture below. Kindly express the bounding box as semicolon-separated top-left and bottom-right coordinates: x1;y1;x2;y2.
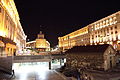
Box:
0;7;1;13
98;31;99;34
111;32;113;34
115;26;117;29
107;28;109;33
116;35;118;40
115;31;117;34
111;27;113;30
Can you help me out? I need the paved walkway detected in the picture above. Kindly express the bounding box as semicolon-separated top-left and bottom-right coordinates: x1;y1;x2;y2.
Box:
0;71;12;80
12;70;65;80
11;62;66;80
85;66;120;80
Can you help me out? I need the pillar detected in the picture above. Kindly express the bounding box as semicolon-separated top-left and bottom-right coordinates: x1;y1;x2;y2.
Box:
62;58;64;63
60;59;62;65
49;61;51;70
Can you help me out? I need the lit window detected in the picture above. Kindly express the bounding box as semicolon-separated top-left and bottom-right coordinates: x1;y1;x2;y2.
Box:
113;17;117;24
100;22;103;28
113;16;116;20
97;23;100;29
94;25;96;30
103;21;105;27
110;18;113;25
106;20;109;26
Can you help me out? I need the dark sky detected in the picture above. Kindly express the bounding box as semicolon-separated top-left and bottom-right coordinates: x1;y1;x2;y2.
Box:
14;0;120;47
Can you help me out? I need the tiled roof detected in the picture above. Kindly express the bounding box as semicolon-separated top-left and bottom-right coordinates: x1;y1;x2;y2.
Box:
65;44;111;54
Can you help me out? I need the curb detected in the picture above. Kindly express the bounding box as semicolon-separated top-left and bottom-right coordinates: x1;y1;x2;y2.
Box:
54;70;77;80
54;70;67;80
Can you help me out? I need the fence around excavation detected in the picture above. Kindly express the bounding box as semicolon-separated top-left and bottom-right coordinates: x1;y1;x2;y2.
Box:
13;55;52;63
13;54;66;63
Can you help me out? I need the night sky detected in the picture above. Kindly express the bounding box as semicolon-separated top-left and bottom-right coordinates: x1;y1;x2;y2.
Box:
14;0;120;47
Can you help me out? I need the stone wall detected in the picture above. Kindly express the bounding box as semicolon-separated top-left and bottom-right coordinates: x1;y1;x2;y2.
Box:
0;56;13;74
66;53;104;70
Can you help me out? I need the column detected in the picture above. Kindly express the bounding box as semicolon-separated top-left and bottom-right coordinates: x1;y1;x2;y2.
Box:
49;61;51;70
60;59;62;65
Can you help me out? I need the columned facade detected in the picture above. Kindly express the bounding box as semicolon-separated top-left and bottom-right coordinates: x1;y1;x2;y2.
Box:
0;0;26;56
58;26;89;52
58;11;120;52
89;11;120;50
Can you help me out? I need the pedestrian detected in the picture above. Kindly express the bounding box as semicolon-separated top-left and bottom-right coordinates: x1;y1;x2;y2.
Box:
11;70;15;78
77;69;81;80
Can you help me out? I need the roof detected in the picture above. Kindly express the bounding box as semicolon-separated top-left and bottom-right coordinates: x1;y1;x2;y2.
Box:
26;41;36;44
0;36;16;45
65;44;112;55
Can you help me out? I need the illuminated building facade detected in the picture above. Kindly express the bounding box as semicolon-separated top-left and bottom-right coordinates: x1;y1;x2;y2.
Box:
58;26;90;51
0;0;26;56
59;11;120;51
26;31;50;52
26;41;36;49
89;11;120;50
16;21;26;54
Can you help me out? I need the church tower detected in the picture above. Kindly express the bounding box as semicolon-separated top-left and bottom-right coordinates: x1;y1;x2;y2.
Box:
37;31;44;39
36;31;47;51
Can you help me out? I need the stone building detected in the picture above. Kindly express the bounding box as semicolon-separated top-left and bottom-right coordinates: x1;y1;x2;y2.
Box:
0;0;26;56
58;11;120;52
26;41;36;49
65;44;116;71
58;26;89;52
0;0;26;74
89;11;120;50
26;31;50;52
